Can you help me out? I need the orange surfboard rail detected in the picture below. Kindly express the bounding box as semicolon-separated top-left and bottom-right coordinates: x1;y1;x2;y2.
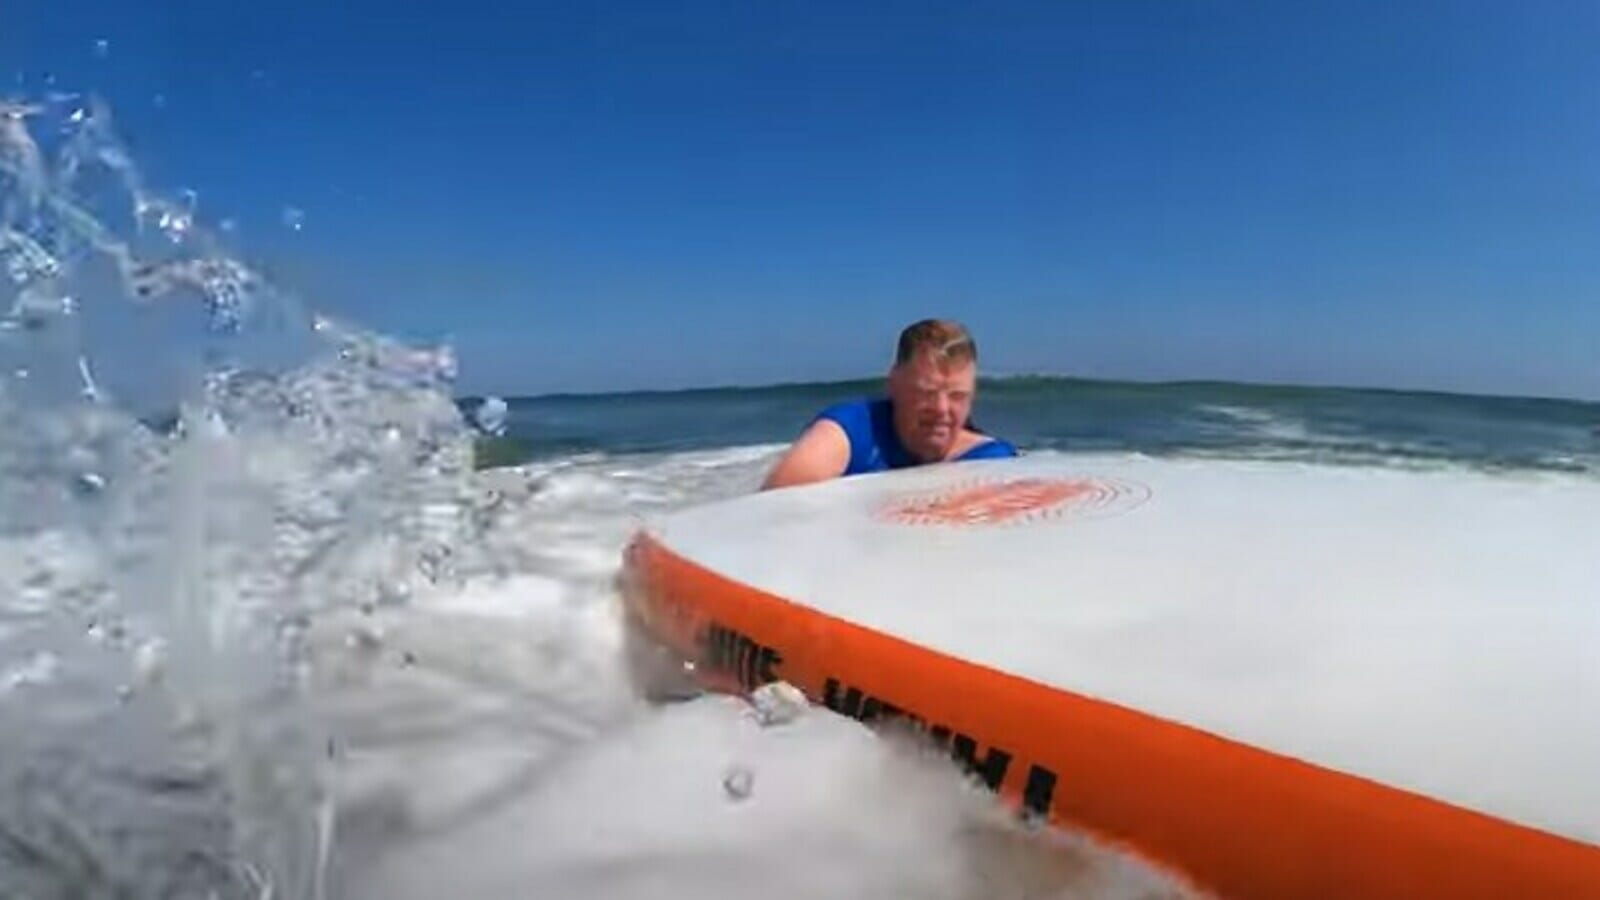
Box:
620;530;1600;900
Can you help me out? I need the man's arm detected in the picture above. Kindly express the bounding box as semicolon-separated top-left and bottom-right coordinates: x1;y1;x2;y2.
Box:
761;419;851;490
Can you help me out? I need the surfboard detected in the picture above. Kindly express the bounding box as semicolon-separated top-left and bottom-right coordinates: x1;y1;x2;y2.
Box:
619;454;1600;899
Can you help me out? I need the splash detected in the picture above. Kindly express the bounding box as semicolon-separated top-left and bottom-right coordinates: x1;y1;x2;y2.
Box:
0;88;1194;900
0;92;488;898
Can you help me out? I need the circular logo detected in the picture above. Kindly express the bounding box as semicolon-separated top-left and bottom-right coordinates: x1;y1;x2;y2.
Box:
876;475;1150;527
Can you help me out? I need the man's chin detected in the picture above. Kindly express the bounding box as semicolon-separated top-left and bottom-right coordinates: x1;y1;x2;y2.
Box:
911;434;952;459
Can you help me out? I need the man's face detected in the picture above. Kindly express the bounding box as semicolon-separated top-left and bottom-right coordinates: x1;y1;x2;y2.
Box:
888;351;977;462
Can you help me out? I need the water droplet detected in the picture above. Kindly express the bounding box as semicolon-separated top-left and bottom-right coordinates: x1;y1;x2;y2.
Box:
416;556;438;583
282;207;305;232
475;396;508;435
134;640;166;686
378;580;411;606
346;625;382;653
433;346;458;380
722;765;754;801
749;681;808;727
155;207;192;243
77;355;100;402
152;93;166;110
93;39;110;58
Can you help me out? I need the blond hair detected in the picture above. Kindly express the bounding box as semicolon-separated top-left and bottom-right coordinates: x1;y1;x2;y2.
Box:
894;318;977;367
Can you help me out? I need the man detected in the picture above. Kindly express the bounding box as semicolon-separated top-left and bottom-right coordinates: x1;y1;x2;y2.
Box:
761;319;1018;490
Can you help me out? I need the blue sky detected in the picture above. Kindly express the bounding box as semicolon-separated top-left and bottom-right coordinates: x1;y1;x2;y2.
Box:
5;1;1597;400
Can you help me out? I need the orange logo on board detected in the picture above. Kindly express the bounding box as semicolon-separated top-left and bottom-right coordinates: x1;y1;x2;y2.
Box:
878;476;1149;527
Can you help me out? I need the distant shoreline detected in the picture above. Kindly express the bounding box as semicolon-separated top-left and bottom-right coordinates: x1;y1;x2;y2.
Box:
458;372;1600;409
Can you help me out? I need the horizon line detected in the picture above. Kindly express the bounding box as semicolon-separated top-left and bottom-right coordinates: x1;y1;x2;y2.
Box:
460;371;1600;408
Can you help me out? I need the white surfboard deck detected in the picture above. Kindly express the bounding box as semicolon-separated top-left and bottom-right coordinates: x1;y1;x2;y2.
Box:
646;453;1600;844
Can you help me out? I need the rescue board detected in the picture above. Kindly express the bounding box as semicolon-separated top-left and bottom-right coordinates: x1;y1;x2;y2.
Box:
619;454;1600;899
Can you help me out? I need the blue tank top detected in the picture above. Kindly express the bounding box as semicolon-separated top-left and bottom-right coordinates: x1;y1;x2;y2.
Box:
813;398;1018;476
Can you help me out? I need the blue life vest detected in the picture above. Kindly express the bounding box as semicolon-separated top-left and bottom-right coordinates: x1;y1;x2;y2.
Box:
812;398;1018;476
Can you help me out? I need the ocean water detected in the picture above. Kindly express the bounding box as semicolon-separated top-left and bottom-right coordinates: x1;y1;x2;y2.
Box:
467;374;1599;475
2;92;1597;900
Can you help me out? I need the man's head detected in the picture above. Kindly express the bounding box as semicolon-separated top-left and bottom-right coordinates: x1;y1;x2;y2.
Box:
886;318;979;462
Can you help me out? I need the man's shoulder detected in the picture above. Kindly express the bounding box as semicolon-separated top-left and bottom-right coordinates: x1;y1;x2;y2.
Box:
813;396;885;430
956;435;1019;461
810;397;894;475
